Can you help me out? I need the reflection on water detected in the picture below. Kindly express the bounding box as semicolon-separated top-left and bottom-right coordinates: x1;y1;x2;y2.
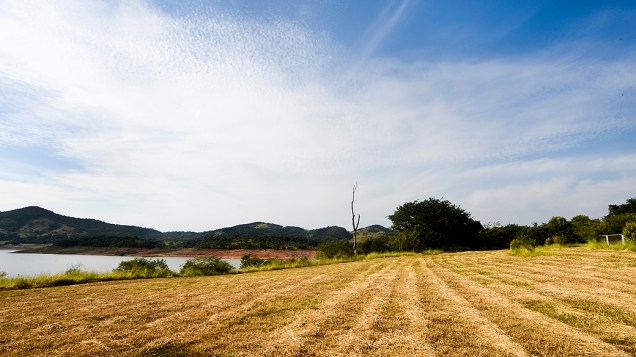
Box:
0;249;240;277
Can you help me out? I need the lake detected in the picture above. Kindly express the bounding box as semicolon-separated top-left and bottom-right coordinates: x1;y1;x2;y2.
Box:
0;249;241;277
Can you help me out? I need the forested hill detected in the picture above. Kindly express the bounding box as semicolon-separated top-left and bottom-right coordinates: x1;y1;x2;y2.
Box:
0;206;355;244
0;206;161;242
199;223;351;243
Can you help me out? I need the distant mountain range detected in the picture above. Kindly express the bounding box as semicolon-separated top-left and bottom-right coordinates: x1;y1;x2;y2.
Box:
0;206;389;244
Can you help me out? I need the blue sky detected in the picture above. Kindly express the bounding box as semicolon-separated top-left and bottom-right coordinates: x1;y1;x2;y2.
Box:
1;0;635;231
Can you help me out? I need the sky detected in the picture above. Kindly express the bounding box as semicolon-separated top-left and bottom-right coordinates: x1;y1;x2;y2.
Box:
1;0;635;232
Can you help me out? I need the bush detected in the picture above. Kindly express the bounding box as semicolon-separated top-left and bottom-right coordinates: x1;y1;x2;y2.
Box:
357;235;390;254
317;240;354;259
550;234;568;246
180;257;234;276
114;258;174;277
240;255;268;269
510;235;536;254
623;222;636;244
249;257;314;271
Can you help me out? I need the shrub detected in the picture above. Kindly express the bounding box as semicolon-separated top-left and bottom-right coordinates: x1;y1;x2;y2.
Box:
180;257;234;276
317;240;354;259
249;257;314;271
240;255;268;269
510;234;536;254
357;235;390;254
623;222;636;244
550;234;568;246
114;258;174;277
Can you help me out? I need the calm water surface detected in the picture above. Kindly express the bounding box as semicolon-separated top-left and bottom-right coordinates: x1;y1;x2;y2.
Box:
0;249;240;277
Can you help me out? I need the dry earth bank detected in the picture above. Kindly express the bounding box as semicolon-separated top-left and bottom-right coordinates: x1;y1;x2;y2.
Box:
1;248;636;356
10;246;317;259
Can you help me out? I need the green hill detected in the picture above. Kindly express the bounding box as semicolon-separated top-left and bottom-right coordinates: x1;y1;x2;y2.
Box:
0;206;160;243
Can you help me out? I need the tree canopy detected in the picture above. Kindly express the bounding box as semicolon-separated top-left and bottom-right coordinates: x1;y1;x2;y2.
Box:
608;198;636;216
387;198;483;249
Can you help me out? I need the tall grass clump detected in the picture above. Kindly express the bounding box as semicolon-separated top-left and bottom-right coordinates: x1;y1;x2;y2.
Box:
180;257;234;276
239;257;319;272
114;258;175;277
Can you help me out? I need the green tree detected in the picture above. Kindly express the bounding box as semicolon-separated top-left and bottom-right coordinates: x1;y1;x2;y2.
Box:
387;198;483;250
601;213;636;234
544;216;576;245
622;221;636;244
478;224;525;249
608;198;636;216
570;215;601;242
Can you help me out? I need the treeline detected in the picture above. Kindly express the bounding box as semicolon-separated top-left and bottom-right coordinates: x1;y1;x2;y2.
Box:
481;198;636;250
53;236;164;249
180;235;319;250
49;234;320;250
318;197;636;258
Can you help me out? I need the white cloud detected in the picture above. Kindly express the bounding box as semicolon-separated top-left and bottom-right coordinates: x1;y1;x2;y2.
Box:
0;1;634;231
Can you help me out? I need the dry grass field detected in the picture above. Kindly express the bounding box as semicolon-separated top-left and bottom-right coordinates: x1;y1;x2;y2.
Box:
1;248;636;356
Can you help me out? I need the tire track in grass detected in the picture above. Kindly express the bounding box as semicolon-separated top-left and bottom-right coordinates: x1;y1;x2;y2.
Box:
0;260;391;356
254;259;401;356
417;259;529;356
369;258;436;356
438;255;636;355
323;257;436;356
480;260;636;311
445;258;636;354
494;252;636;292
452;253;636;305
427;258;630;356
315;258;405;355
439;253;636;316
92;272;330;352
0;268;334;356
142;260;390;352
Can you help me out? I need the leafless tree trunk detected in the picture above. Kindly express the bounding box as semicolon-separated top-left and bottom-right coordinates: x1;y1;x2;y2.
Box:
351;183;361;254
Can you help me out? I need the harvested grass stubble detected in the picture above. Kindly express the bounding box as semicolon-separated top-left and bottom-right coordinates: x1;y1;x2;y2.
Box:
1;249;636;356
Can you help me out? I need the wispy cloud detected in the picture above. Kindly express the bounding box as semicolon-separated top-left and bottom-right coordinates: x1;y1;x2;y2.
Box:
0;1;634;230
361;0;414;57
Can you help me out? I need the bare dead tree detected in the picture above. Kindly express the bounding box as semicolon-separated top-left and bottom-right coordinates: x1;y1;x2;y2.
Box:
351;182;361;255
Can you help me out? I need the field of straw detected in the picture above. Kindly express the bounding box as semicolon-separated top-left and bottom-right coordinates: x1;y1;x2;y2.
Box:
1;248;636;356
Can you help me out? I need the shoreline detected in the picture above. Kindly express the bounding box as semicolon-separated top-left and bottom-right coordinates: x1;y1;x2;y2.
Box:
4;245;317;260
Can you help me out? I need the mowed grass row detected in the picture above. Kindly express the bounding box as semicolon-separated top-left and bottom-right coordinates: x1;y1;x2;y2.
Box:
1;248;636;356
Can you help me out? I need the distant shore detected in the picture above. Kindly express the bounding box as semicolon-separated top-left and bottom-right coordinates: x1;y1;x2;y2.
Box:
5;245;317;260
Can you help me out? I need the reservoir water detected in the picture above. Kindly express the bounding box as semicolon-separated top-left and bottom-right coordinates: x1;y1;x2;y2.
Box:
0;249;240;277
